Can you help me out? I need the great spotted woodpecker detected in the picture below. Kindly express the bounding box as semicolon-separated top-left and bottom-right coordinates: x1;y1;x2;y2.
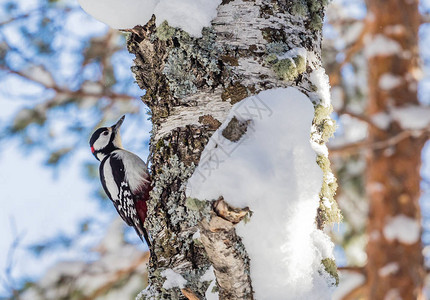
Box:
89;115;151;247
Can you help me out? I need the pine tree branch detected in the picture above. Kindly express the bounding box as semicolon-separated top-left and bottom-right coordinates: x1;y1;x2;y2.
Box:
84;251;149;300
328;17;371;86
1;218;25;300
338;266;365;274
341;281;367;300
421;13;430;24
337;109;381;133
330;128;430;155
0;64;135;102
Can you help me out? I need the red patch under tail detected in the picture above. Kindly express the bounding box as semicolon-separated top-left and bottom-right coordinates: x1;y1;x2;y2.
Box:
136;193;151;247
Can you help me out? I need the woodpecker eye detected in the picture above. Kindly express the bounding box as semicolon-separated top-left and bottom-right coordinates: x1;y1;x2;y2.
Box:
103;131;109;136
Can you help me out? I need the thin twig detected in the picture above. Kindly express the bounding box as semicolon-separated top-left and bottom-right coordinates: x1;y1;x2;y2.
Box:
0;64;135;102
338;266;365;274
338;109;382;133
328;17;371;86
421;13;430;24
342;282;367;300
84;251;149;300
330;129;430;155
1;217;26;300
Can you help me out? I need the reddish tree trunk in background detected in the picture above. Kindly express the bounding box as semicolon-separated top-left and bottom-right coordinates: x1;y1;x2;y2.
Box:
365;0;426;299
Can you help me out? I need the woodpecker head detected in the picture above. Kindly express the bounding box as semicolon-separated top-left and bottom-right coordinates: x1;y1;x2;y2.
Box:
89;115;125;161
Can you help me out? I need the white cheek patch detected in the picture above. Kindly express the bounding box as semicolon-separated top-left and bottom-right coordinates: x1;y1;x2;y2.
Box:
93;131;112;151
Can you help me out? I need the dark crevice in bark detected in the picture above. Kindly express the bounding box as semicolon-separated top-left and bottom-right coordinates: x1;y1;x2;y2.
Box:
222;117;251;142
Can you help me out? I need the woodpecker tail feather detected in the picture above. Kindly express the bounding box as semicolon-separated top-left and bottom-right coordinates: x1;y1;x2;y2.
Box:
134;199;150;247
134;226;151;248
143;228;151;248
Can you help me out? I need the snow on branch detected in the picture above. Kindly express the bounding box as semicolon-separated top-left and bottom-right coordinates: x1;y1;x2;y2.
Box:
187;88;336;299
161;269;187;289
364;34;403;58
390;105;430;130
383;214;420;245
78;0;221;37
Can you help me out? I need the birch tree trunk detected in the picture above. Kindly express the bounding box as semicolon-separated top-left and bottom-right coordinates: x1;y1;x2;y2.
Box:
127;1;340;299
365;0;426;298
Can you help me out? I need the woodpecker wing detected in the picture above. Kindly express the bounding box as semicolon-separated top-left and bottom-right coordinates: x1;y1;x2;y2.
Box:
111;150;151;230
112;150;151;195
100;155;133;226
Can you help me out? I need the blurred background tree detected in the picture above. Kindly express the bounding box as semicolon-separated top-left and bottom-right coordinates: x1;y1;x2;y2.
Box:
1;0;430;299
325;0;430;299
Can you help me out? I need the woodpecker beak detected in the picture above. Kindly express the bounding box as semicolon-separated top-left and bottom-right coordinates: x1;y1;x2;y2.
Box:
112;115;125;133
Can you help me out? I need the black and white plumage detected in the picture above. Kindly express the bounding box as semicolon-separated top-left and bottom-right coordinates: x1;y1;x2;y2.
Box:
89;116;151;247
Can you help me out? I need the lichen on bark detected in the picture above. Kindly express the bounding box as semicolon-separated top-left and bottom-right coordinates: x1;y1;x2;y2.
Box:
141;155;211;300
161;27;223;99
321;258;339;286
312;103;341;227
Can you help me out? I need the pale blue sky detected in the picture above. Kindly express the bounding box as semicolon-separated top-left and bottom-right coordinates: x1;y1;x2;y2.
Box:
0;0;153;294
0;108;151;296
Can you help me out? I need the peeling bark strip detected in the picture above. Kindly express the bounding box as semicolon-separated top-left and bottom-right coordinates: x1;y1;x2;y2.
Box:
199;198;253;299
213;197;250;224
199;212;253;299
127;0;337;299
